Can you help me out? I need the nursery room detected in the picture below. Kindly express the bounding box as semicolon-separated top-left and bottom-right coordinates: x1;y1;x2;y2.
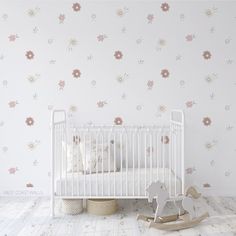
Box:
0;0;236;235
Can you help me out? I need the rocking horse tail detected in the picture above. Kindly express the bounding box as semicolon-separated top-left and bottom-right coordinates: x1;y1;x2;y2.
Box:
185;186;201;199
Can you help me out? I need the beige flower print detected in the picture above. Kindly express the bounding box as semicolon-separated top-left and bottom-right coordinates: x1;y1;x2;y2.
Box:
27;7;40;17
114;51;123;60
203;117;211;126
203;51;211;60
26;117;34;126
72;69;81;78
205;7;217;17
205;140;217;150
114;117;123;125
25;50;34;60
116;7;128;17
70;105;77;112
68;38;78;51
27;74;40;83
28;140;40;150
72;3;81;12
161;3;170;12
161;69;169;78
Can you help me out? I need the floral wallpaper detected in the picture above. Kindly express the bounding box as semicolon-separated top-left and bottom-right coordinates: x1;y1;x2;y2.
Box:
0;1;236;196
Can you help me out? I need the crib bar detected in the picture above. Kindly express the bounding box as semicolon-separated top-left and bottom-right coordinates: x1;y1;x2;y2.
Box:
51;110;184;206
144;130;147;196
89;130;92;197
114;133;116;196
138;130;140;196
150;131;153;187
120;132;123;196
72;128;74;196
83;131;86;197
101;131;104;196
132;132;135;196
108;131;111;196
125;132;128;196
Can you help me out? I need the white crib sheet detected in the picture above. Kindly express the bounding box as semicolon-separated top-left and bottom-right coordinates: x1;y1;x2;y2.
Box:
55;168;182;197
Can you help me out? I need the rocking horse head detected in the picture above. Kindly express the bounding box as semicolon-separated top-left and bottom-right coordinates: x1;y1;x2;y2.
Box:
146;181;167;203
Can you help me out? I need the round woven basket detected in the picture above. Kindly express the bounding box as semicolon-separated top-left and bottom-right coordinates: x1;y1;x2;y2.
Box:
87;199;117;216
62;199;83;215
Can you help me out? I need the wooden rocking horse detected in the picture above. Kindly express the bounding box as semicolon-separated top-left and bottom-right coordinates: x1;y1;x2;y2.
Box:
137;181;209;231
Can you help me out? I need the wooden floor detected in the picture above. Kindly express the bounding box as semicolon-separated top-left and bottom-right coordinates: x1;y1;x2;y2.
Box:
0;197;236;236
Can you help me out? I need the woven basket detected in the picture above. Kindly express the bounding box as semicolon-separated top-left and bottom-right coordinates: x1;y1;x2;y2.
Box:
62;199;83;215
87;199;117;216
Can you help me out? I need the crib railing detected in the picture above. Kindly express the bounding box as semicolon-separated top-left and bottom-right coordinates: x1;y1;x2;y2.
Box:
51;110;184;216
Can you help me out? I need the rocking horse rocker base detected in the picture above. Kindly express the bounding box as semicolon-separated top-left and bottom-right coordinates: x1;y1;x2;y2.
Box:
137;182;209;231
148;212;209;231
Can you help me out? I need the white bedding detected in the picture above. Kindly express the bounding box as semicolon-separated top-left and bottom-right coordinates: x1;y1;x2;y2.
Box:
56;168;181;197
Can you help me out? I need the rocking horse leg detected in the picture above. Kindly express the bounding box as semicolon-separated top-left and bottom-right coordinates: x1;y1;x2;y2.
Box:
154;201;166;223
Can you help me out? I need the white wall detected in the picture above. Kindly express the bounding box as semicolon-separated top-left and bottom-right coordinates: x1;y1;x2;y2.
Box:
0;0;236;196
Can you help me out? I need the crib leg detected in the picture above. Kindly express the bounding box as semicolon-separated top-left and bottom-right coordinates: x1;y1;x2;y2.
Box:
51;195;55;218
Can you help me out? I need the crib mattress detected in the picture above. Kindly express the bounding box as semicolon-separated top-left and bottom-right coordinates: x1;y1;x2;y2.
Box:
55;168;182;197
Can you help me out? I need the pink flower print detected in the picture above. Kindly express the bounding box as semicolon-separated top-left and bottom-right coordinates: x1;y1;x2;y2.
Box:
97;101;107;108
185;101;196;108
72;69;81;78
147;80;154;90
161;2;170;12
161;135;169;144
186;167;196;174
114;117;123;125
8;167;18;174
8;100;18;108
147;14;154;24
97;34;107;42
72;2;81;12
25;50;34;60
58;80;65;90
159;105;166;112
26;117;34;126
58;14;65;23
116;9;124;17
114;51;123;60
8;34;19;42
203;117;211;126
203;51;211;60
161;69;169;78
185;34;195;42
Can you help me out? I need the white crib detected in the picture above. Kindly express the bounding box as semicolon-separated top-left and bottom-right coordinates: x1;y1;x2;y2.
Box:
51;110;184;216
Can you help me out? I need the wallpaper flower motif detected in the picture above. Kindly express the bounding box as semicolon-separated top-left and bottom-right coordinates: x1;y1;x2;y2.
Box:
161;69;170;78
72;3;81;12
114;51;123;60
72;69;81;78
25;51;34;60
